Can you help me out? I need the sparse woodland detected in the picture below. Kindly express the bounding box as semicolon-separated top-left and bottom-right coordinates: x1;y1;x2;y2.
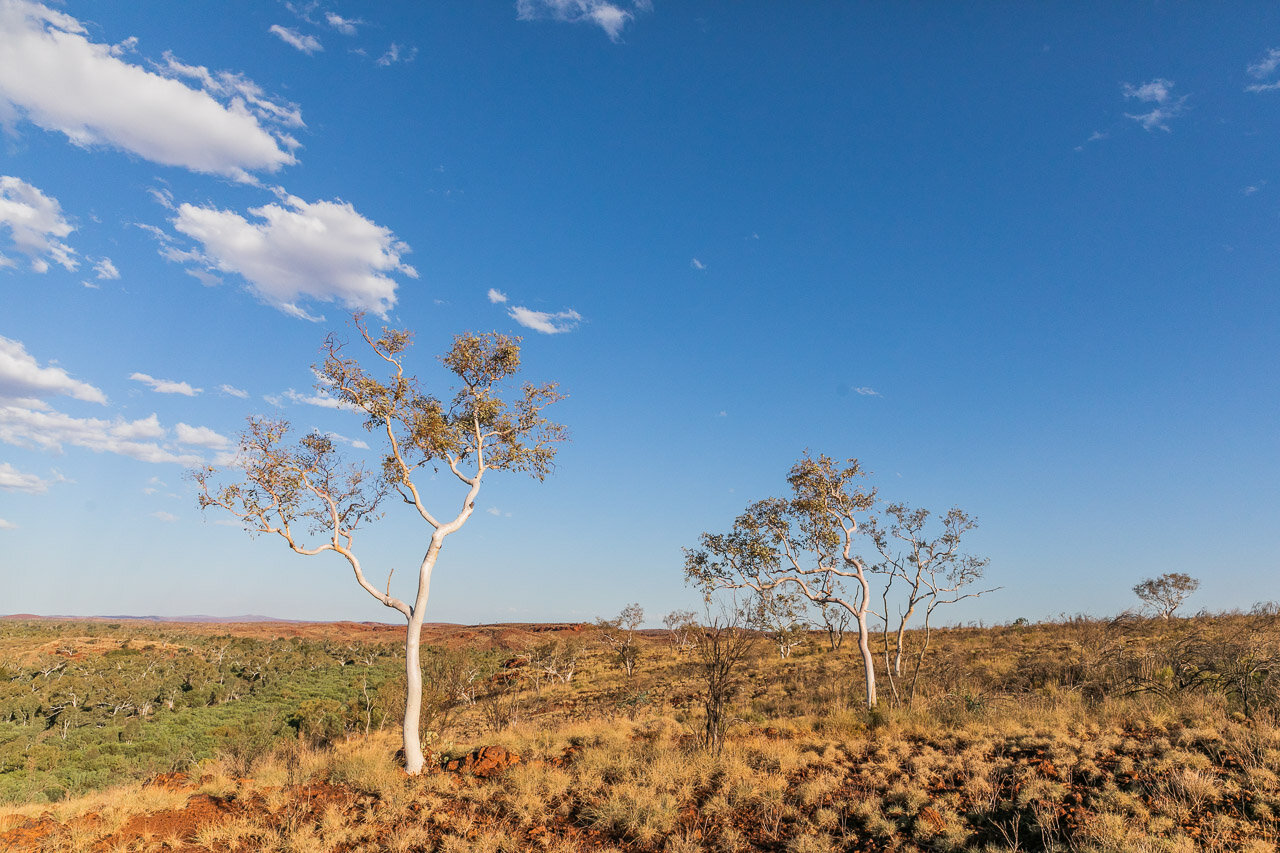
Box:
5;323;1277;851
2;609;1279;852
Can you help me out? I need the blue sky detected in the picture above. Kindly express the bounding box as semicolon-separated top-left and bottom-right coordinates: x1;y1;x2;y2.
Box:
1;1;1276;624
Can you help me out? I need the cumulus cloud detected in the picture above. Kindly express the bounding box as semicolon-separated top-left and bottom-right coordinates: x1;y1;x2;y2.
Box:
0;176;77;272
0;461;48;493
130;372;200;396
487;288;508;304
1122;78;1187;132
269;25;322;54
508;306;582;335
0;518;16;530
218;383;249;399
325;13;361;35
0;1;296;179
516;0;651;41
0;405;202;465
170;192;416;319
174;423;230;448
0;336;105;406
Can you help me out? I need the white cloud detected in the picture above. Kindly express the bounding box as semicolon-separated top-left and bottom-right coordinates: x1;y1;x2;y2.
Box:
174;423;230;448
0;336;106;405
150;510;178;522
283;388;349;410
376;43;417;66
508;306;582;335
324;430;370;450
487;288;508;304
1248;48;1280;80
0;1;296;179
0;517;16;530
1123;79;1174;103
218;383;249;399
185;268;222;288
130;372;201;396
171;192;417;318
92;257;119;280
1122;78;1187;132
0;461;48;493
853;386;882;397
0;405;201;465
158;53;304;130
690;258;706;270
515;0;651;41
269;25;322;55
0;176;77;272
325;13;360;35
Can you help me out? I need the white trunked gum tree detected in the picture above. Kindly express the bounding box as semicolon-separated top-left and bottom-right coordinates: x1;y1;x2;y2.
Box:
193;315;567;774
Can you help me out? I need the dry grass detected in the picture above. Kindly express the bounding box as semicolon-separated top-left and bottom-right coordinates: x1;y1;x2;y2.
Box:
4;615;1280;851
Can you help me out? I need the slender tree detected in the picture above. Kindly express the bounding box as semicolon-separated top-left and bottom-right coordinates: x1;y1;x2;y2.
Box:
193;316;566;774
685;454;882;707
597;603;645;677
869;503;994;706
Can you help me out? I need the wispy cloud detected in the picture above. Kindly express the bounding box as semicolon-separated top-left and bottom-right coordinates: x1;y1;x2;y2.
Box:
169;191;416;319
1247;47;1280;91
376;43;417;66
487;288;509;304
325;13;361;35
92;257;119;280
218;383;249;399
269;25;322;55
0;1;296;179
323;430;370;450
516;0;652;42
508;306;582;335
690;258;706;270
283;388;351;410
131;372;200;396
0;461;49;493
150;510;178;522
1122;78;1187;132
853;386;881;397
1074;130;1108;151
0;518;16;530
0;336;106;406
0;176;78;273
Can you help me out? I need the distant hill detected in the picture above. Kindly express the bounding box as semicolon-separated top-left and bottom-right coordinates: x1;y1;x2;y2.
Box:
0;614;306;623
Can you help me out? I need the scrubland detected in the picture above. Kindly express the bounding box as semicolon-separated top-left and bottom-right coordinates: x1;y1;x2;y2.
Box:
1;611;1278;851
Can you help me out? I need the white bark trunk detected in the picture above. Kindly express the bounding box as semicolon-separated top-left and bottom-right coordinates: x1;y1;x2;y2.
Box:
401;536;441;775
856;608;877;708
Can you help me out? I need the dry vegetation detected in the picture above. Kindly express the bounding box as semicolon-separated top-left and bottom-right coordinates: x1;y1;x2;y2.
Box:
2;611;1279;851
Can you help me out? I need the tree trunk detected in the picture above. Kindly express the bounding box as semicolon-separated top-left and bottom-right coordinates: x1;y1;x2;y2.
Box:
855;608;877;708
402;538;441;775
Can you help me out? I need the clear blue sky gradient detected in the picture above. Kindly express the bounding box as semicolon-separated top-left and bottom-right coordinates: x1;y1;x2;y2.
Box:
1;2;1276;623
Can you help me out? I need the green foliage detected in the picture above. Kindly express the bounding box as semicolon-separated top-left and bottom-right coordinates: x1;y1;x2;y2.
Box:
0;622;405;803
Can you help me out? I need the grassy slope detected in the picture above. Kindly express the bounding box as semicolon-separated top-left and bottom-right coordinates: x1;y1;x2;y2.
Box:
1;615;1278;852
